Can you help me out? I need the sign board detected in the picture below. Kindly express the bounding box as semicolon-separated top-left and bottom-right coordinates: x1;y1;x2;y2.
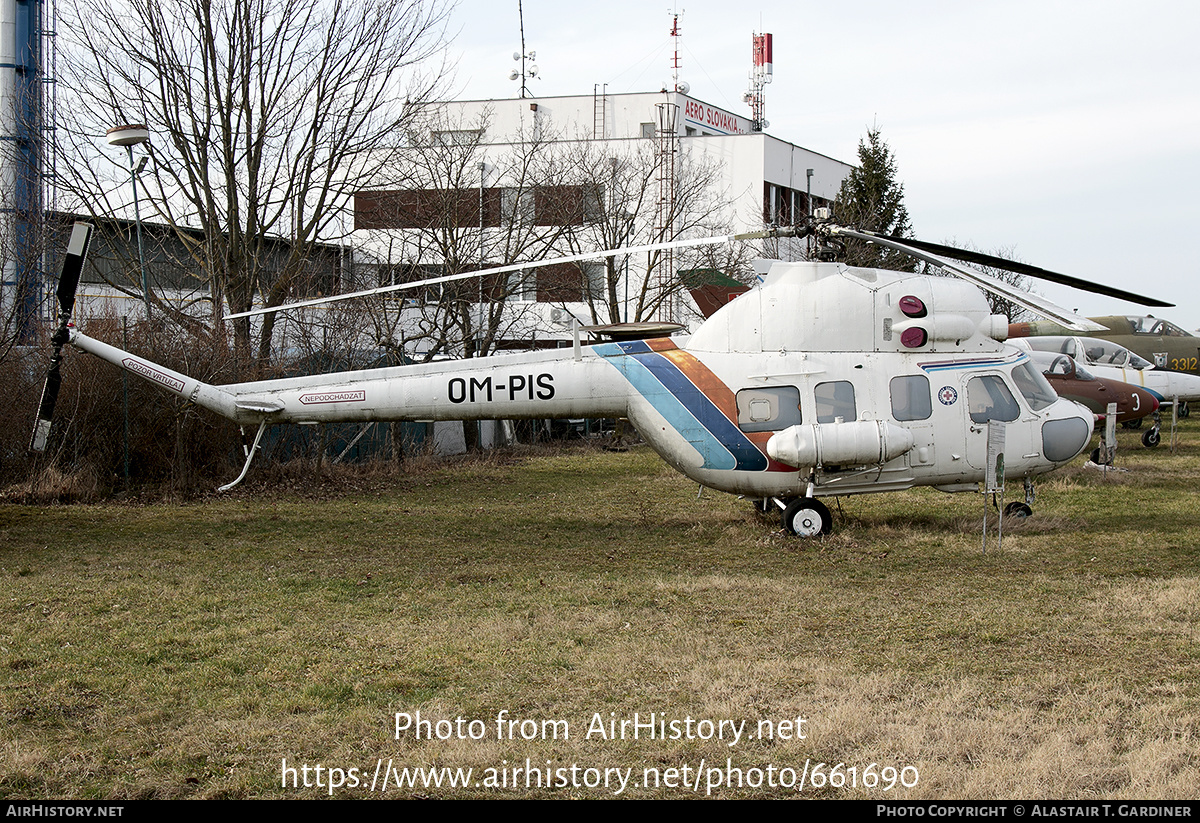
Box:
985;420;1005;494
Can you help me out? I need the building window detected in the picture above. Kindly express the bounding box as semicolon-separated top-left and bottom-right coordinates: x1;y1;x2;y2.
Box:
502;188;535;225
581;263;607;301
431;128;483;146
506;271;536;302
640;122;656;139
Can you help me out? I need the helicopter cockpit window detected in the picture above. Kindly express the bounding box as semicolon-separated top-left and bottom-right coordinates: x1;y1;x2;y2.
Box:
967;375;1020;424
890;375;932;421
815;381;857;423
1011;362;1057;411
736;386;802;432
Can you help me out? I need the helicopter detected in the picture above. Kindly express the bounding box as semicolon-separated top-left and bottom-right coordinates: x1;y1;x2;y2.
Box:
30;214;1172;537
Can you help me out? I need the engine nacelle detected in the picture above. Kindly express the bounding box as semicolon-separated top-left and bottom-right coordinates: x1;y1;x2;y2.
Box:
766;420;915;469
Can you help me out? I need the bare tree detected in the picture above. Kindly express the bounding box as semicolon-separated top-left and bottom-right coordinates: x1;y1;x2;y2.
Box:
56;0;451;365
353;111;581;362
931;242;1036;323
557;140;741;326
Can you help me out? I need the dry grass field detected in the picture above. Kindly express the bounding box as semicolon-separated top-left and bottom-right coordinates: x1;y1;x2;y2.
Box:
1;422;1198;798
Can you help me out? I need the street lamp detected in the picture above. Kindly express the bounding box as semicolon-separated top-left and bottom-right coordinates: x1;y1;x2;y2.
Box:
106;124;151;319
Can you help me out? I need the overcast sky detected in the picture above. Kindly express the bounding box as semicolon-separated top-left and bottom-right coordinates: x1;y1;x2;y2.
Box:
441;0;1200;327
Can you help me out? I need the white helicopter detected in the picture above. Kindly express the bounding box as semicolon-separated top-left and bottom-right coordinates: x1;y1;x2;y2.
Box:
31;213;1172;537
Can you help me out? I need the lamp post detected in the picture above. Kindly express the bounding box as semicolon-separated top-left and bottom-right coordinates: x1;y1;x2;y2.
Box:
106;124;151;319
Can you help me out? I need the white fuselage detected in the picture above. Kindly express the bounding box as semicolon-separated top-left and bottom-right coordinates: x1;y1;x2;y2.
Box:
69;262;1093;499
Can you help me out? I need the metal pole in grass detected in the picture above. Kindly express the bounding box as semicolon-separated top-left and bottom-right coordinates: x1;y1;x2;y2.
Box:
106;125;152;320
1171;396;1180;451
122;316;130;485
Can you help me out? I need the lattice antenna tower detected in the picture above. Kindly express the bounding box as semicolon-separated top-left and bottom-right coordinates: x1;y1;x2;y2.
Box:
743;32;772;132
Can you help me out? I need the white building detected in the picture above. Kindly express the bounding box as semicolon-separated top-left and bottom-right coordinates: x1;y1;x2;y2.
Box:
350;89;853;354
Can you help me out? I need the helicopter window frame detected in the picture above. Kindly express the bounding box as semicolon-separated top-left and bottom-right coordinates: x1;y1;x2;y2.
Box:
815;381;858;424
735;386;802;433
889;375;932;422
966;374;1021;424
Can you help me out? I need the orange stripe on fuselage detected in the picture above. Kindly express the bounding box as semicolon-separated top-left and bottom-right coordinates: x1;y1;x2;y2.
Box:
644;338;795;473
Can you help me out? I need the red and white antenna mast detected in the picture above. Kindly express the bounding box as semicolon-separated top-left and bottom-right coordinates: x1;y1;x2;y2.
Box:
669;10;684;91
744;32;773;132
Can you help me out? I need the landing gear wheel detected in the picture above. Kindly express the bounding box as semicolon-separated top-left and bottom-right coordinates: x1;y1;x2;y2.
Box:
1180;402;1190;418
1090;447;1113;466
1003;501;1032;519
782;497;832;537
1142;428;1161;448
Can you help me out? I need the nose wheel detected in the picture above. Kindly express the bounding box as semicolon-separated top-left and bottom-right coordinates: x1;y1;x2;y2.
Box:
782;497;833;537
1003;501;1032;519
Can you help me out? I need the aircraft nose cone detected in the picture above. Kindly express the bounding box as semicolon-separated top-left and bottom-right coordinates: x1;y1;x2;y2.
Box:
1043;403;1093;463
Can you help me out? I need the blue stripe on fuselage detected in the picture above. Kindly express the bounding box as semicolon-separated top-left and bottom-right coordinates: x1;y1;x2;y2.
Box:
595;342;767;472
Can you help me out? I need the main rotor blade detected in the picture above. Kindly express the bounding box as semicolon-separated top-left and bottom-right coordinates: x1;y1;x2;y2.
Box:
225;227;803;321
828;226;1107;332
864;231;1172;309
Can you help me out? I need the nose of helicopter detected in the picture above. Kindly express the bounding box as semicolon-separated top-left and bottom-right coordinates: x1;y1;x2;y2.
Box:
1042;398;1093;464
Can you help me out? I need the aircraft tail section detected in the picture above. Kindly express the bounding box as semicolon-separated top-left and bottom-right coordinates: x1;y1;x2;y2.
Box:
68;329;243;422
68;328;631;427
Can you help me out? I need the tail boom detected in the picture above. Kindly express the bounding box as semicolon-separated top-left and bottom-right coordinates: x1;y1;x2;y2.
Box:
68;329;630;426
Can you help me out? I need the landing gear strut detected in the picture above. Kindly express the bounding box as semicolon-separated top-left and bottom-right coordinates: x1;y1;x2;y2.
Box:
750;477;835;537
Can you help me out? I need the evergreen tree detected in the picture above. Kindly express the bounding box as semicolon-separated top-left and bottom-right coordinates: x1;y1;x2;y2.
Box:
834;127;916;271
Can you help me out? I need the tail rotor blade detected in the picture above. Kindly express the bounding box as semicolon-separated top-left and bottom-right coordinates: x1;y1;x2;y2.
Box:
29;222;95;453
55;222;93;318
30;359;62;453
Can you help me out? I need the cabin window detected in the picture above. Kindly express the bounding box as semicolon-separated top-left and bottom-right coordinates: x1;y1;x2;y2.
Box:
967;375;1020;424
1011;362;1057;411
815;381;857;423
736;386;802;432
890;375;932;421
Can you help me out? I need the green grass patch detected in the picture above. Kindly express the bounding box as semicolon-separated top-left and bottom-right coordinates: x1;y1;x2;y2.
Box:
1;428;1199;798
